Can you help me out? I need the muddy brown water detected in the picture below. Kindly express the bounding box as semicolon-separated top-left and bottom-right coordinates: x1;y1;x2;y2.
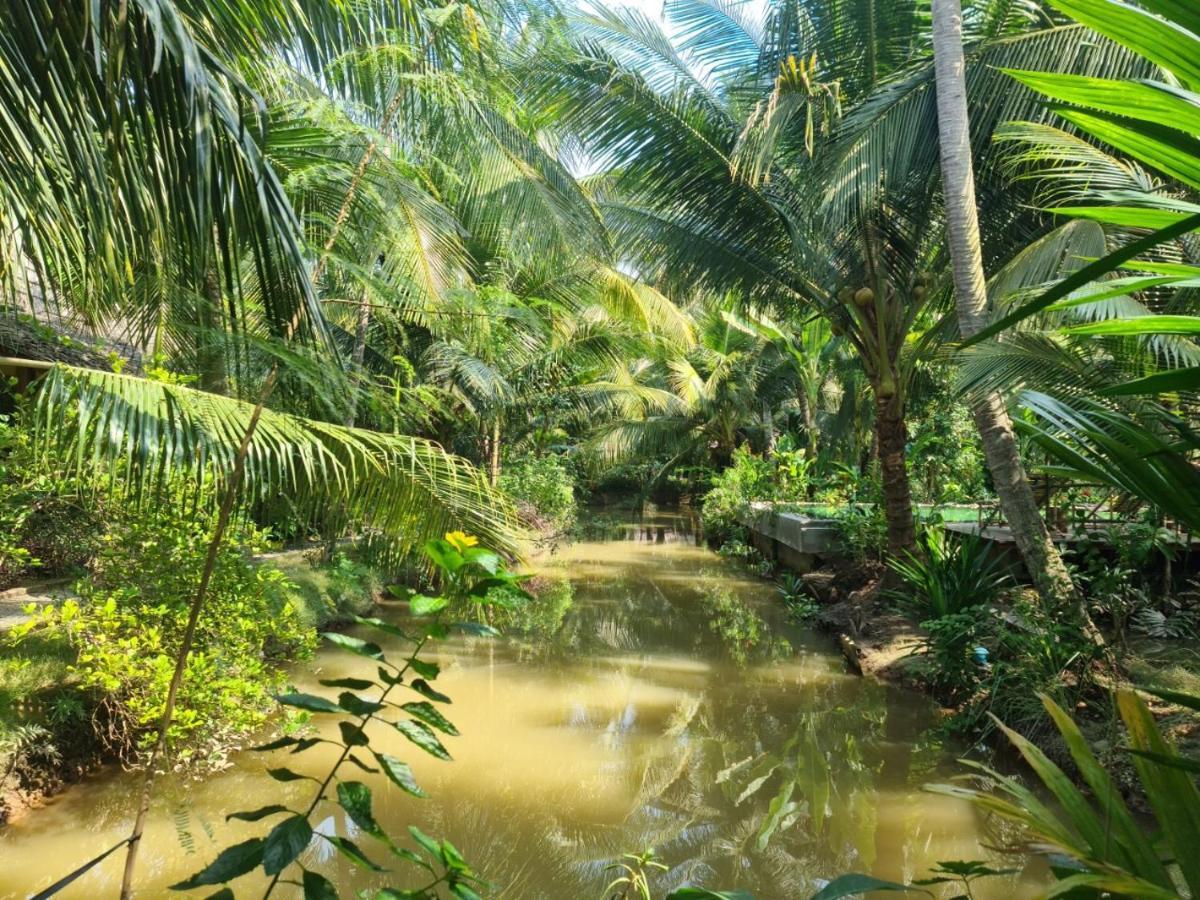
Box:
0;510;1044;898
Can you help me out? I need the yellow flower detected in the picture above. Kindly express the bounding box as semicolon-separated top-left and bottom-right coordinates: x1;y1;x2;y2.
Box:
444;531;478;551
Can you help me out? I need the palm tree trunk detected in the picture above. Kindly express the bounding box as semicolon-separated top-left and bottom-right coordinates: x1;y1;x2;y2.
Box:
874;388;916;557
489;419;501;487
929;0;1093;626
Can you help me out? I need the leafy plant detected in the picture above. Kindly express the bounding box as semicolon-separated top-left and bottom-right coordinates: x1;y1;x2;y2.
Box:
498;453;578;535
9;503;314;765
928;690;1200;899
776;574;819;621
174;531;530;897
888;528;1012;620
832;505;888;562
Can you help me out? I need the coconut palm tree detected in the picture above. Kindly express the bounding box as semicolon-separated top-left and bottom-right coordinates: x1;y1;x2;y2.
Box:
927;0;1080;608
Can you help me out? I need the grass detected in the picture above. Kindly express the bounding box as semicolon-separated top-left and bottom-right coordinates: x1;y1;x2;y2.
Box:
0;634;75;742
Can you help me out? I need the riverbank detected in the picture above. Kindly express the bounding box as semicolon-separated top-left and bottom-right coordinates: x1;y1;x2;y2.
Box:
0;544;383;825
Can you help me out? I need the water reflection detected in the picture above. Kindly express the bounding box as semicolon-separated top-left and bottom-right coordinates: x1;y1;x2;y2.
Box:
0;508;1036;899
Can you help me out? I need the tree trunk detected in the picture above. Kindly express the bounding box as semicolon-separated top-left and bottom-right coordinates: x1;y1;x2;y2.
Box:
344;296;371;427
874;388;916;557
929;0;1094;624
489;419;501;487
762;401;776;457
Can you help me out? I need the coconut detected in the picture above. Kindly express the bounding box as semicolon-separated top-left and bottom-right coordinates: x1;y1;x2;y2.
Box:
853;287;874;307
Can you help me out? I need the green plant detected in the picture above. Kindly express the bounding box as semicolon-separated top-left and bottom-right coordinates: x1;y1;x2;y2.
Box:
603;848;668;900
9;503;314;765
174;530;531;897
832;505;888;561
926;690;1200;899
498;453;577;534
888;528;1012;620
777;574;819;621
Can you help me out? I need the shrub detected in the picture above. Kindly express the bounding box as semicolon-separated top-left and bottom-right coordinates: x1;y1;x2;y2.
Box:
498;453;577;534
9;503;315;766
832;504;888;561
701;445;810;545
888;528;1012;620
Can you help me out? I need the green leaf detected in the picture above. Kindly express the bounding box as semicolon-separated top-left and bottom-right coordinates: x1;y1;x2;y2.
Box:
339;722;370;746
345;753;380;774
337;781;384;837
1100;366;1200;396
354;616;412;639
322;632;384;660
410;595;449;616
1063;315;1200;336
393;719;452;760
277;693;342;714
263;815;314;876
170;839;265;890
408;659;440;679
301;868;338;900
811;874;919;899
375;753;427;797
423;539;464;573
337;692;385;717
461;547;501;573
226;805;291;823
203;890;235;900
409;679;451;704
401;701;460;736
1128;749;1200;774
319;677;378;691
450;884;484;900
963;213;1200;345
409;826;441;857
322;835;387;872
267;767;315;783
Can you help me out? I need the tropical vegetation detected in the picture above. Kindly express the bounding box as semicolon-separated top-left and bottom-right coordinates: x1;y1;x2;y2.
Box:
0;0;1199;896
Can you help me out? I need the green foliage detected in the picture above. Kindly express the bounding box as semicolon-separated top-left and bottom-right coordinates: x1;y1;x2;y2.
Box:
179;531;528;897
498;454;577;534
776;574;819;621
8;504;314;765
888;529;1012;620
701;447;811;544
831;505;888;561
928;690;1200;899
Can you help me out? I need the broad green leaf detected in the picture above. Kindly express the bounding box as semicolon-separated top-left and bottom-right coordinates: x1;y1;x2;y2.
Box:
338;692;385;717
319;677;377;691
393;719;452;760
1053;206;1197;230
1128;749;1200;774
170;839;264;890
302;869;338;900
410;595;449;616
1053;107;1200;191
263;815;314;876
1118;689;1200;893
409;679;451;703
337;781;384;837
401;701;460;736
277;693;342;714
354;616;411;639
323;835;387;871
1005;71;1200;136
1047;0;1200;90
409;826;441;857
422;539;463;573
375;753;427;797
1100;366;1200;396
226;805;291;823
322;632;384;660
267;767;315;783
461;546;501;572
1064;315;1200;335
409;659;440;679
811;874;917;899
339;722;370;746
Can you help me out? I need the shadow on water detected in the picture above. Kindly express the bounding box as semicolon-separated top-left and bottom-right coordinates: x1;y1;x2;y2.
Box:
0;506;1043;899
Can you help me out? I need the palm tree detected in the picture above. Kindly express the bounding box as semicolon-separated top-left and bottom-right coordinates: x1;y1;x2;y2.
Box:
927;0;1078;607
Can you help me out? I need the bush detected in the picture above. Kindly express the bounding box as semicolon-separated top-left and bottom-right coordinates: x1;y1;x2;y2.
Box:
833;504;888;560
498;453;577;534
888;527;1012;620
701;445;810;545
9;503;315;766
